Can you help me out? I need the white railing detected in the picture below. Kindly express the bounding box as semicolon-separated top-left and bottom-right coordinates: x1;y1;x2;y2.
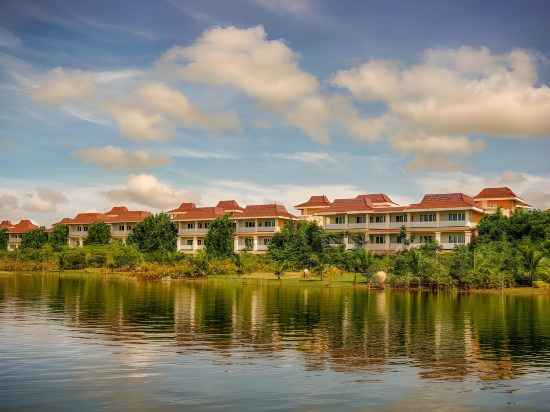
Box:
180;244;194;251
179;228;209;235
369;222;388;229
238;226;257;233
440;242;463;250
325;223;346;230
347;223;367;229
256;226;276;232
389;221;407;228
410;221;438;228
439;220;467;227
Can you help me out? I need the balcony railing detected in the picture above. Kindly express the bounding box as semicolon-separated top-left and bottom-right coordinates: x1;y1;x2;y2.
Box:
410;221;438;228
368;222;388;229
389;221;407;228
439;220;467;227
440;242;463;250
325;223;346;230
347;222;367;229
179;228;209;235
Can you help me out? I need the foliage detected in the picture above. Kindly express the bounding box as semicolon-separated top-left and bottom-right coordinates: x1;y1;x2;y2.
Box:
84;222;111;245
205;215;235;259
21;227;49;250
0;229;8;250
128;213;177;253
49;224;69;251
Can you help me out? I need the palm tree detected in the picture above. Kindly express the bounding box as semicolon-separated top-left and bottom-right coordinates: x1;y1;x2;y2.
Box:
518;242;544;285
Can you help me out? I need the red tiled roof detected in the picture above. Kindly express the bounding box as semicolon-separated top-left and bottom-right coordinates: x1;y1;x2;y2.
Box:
169;202;196;213
238;204;296;219
318;197;375;214
65;207;150;225
0;220;12;230
408;193;477;210
474;187;517;199
216;200;243;211
295;195;331;208
355;193;397;205
7;219;38;234
172;206;228;220
56;218;73;225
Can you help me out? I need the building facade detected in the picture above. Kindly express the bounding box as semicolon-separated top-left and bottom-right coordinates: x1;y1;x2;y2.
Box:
1;219;39;251
473;187;530;217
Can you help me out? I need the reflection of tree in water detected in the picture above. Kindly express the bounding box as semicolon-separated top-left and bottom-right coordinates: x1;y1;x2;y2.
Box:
1;274;550;382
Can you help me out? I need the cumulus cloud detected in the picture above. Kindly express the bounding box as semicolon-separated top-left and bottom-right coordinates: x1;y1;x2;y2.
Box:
0;188;68;216
332;46;550;138
31;68;96;104
105;103;173;141
415;170;550;209
105;174;196;209
74;146;170;171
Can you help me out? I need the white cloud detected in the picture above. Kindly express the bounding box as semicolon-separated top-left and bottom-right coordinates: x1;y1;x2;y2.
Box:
74;146;170;171
272;151;334;163
31;68;96;104
332;46;550;138
0;27;22;48
0;188;68;216
171;148;238;160
105;174;196;210
415;170;550;209
105;103;173;141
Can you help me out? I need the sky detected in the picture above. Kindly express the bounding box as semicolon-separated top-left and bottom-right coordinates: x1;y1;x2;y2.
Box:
1;0;550;225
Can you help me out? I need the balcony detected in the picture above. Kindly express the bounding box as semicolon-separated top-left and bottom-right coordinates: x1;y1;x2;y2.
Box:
410;221;437;228
325;223;346;230
369;222;388;229
440;242;463;250
389;221;407;228
256;226;276;232
237;226;258;233
439;220;468;227
180;244;194;251
179;228;209;235
347;222;367;229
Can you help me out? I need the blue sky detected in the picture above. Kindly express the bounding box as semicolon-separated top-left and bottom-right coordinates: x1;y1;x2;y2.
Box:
1;0;550;224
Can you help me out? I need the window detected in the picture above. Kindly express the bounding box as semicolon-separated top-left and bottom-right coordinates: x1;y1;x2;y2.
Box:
419;214;436;222
448;212;465;221
393;214;407;222
197;239;203;246
263;238;272;245
370;235;385;244
245;221;256;228
204;222;210;229
77;226;82;232
263;220;275;227
126;225;132;231
335;215;345;224
119;225;125;231
245;237;254;249
83;226;88;231
186;239;193;246
198;222;203;229
448;233;465;244
488;201;498;208
187;223;195;229
369;215;386;223
353;215;366;224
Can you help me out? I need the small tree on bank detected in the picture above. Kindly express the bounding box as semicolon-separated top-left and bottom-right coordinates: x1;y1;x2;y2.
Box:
205;215;235;259
84;222;111;245
128;213;177;253
21;227;48;249
0;229;8;250
49;224;69;251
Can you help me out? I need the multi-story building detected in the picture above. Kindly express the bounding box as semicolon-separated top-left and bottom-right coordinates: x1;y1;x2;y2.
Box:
295;188;518;253
64;206;150;247
170;201;296;253
473;187;530;217
0;219;39;251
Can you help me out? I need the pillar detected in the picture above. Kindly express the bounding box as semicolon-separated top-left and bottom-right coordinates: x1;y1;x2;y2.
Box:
234;236;239;253
465;231;471;245
253;236;258;251
385;234;390;250
193;236;198;251
435;231;441;244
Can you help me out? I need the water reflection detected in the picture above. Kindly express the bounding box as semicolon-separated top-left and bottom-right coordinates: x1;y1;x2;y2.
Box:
2;273;550;385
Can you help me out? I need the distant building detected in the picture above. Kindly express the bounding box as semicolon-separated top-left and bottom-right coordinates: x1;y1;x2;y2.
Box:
1;219;39;251
473;187;530;216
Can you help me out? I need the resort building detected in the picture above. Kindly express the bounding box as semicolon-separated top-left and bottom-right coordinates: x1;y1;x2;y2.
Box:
64;206;150;247
473;187;530;216
170;201;296;253
1;219;39;251
295;188;519;253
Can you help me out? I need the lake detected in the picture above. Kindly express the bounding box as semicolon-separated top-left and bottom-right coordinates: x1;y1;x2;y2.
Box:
1;272;550;411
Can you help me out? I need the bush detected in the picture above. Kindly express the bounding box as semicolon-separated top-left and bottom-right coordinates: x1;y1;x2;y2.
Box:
112;244;142;269
59;248;87;270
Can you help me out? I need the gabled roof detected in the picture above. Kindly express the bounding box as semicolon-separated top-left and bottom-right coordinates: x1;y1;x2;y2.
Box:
238;204;296;219
0;220;12;230
317;197;374;214
169;202;196;213
474;187;517;199
65;206;150;225
407;193;477;210
295;195;331;209
216;200;243;211
172;206;228;221
7;219;38;234
355;193;397;205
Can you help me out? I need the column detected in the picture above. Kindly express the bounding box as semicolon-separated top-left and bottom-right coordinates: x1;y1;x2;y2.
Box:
385;213;390;229
253;236;258;251
193;236;198;252
385;234;390;250
435;231;441;245
234;236;239;253
176;237;181;252
465;231;472;245
436;211;440;227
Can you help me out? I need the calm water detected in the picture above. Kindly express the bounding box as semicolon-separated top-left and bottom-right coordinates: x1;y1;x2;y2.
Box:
1;273;550;411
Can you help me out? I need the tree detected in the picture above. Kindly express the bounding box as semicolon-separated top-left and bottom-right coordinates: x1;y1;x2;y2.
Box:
518;241;544;285
21;227;48;249
84;222;111;245
477;209;509;242
0;229;7;251
397;225;410;246
128;213;177;253
49;224;69;251
205;215;235;259
345;248;375;283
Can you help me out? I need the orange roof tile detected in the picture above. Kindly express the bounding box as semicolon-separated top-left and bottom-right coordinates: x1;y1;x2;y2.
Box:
65;207;150;225
169;202;196;213
0;220;13;230
216;200;243;211
318;197;374;214
355;193;397;205
172;206;228;221
408;193;477;210
295;195;331;208
238;204;296;219
7;219;38;234
474;187;517;199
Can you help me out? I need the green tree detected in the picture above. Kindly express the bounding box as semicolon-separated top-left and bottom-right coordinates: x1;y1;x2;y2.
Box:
205;215;235;259
477;209;509;242
21;227;48;249
128;213;177;253
345;248;375;283
518;241;545;285
84;222;111;245
49;224;69;250
0;228;8;250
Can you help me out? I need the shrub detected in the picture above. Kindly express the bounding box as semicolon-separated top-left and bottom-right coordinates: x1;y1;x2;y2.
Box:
59;248;87;270
84;222;111;245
